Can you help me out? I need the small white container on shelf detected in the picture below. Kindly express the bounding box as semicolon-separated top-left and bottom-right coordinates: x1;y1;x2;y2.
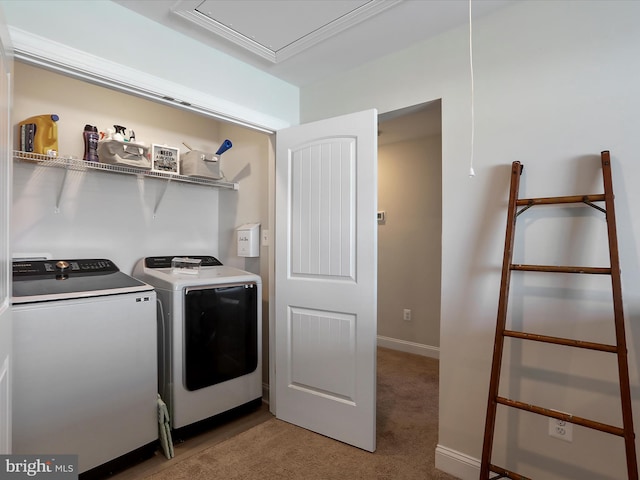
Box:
97;139;150;169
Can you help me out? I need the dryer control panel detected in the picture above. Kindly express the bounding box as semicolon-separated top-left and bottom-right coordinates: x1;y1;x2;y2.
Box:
144;256;222;268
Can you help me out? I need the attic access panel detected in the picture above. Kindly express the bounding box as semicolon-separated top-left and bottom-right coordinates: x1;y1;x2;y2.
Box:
172;0;401;63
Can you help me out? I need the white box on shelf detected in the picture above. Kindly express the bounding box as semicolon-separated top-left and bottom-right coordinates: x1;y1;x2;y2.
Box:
98;139;150;169
181;150;221;179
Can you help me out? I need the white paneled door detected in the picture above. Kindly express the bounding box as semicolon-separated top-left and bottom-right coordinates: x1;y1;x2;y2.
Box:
0;6;12;454
275;109;378;452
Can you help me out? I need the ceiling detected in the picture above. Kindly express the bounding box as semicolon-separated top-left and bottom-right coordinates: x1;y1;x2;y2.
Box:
113;0;514;88
112;0;513;140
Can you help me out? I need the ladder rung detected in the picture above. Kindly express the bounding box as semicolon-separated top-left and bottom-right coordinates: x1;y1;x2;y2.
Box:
489;464;532;480
516;194;605;206
503;330;618;353
511;264;611;274
496;397;626;436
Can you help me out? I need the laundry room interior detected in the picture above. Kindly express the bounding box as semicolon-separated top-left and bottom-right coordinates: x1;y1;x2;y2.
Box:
12;58;272;380
12;59;444;386
10;56;444;476
6;1;639;479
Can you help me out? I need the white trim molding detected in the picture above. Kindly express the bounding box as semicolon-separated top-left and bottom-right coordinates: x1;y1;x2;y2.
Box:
171;0;402;64
0;356;11;454
376;335;439;359
435;444;480;480
8;27;286;133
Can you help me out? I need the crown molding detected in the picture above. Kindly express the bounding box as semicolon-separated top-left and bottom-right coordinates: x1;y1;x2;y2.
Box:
171;0;402;63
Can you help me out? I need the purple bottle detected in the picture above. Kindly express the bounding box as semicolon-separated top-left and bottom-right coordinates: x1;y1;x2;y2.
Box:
83;124;99;162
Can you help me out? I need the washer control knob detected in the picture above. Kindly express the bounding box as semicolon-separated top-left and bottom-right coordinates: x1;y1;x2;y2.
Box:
56;260;70;271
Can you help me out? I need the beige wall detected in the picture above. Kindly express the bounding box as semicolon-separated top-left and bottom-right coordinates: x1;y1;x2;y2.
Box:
12;61;270;274
377;134;441;349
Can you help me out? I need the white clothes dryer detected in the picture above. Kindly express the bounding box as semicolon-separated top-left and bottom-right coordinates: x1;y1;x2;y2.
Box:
133;256;262;432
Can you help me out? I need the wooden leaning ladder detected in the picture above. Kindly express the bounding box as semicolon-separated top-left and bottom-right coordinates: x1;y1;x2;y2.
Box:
479;151;638;480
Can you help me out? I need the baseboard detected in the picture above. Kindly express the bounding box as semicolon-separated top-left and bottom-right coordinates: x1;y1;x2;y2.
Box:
435;444;480;480
376;335;439;359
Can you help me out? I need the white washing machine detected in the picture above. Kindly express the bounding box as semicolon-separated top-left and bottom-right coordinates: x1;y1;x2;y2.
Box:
133;255;262;432
12;258;158;476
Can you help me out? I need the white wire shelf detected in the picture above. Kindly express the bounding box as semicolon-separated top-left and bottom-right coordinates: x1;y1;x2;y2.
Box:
13;150;239;190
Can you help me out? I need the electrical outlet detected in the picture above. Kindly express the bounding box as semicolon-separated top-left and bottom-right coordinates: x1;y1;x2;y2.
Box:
549;416;573;442
403;309;412;321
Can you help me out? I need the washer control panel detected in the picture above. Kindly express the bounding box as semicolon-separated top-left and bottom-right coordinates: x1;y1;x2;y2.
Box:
13;259;119;278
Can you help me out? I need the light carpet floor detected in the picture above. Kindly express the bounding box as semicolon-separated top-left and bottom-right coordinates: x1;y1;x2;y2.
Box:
144;347;458;479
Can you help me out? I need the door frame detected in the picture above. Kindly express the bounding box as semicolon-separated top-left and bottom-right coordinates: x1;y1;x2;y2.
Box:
0;6;13;454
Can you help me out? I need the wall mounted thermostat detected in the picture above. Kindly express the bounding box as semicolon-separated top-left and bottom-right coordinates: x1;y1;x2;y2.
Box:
237;223;260;257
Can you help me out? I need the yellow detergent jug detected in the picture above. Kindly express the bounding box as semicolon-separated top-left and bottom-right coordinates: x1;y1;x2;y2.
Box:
18;114;59;156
